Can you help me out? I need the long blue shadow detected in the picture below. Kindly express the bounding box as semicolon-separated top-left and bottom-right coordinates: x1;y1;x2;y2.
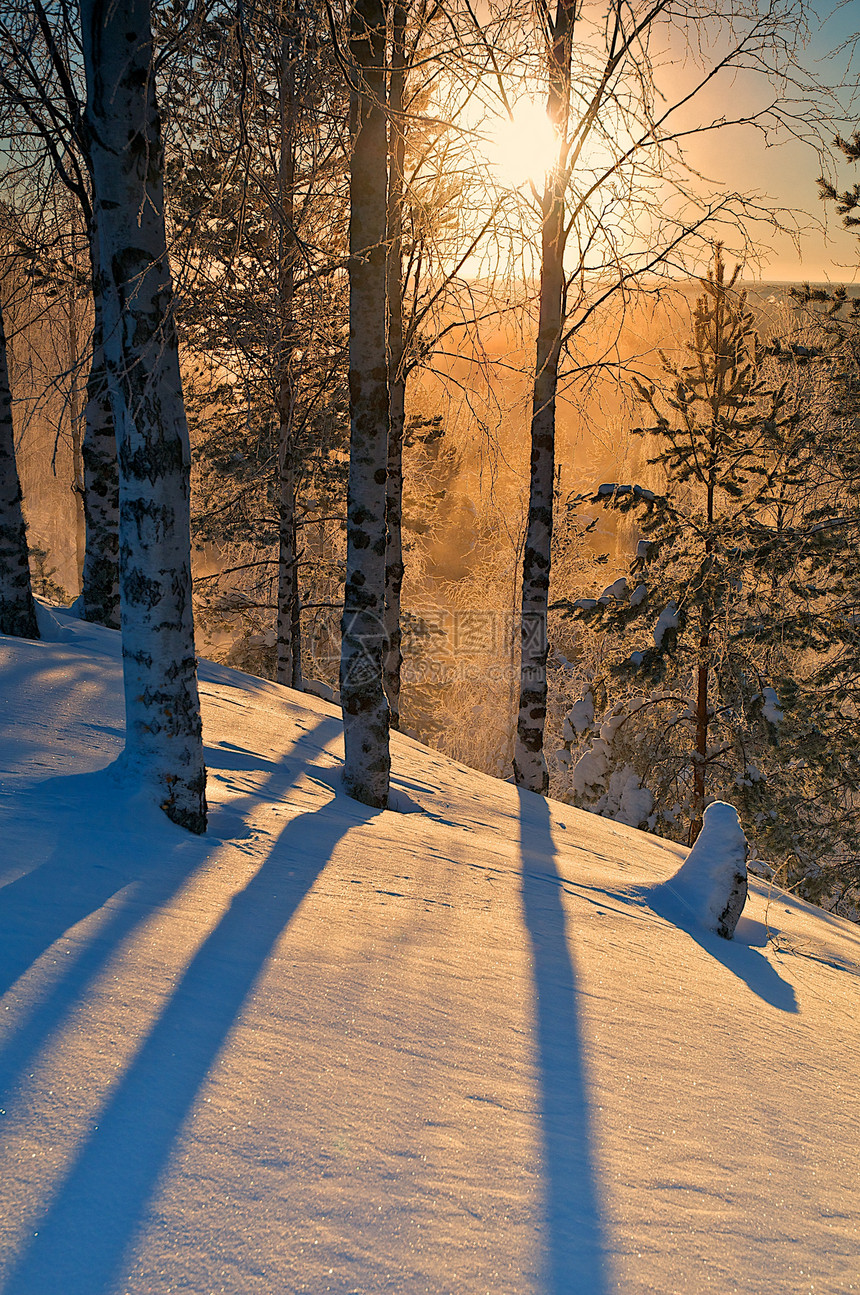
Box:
0;718;340;1117
2;765;370;1295
0;726;326;997
518;789;609;1294
644;882;798;1012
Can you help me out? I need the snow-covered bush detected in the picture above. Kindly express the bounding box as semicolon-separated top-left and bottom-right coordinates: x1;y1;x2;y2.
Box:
667;800;748;938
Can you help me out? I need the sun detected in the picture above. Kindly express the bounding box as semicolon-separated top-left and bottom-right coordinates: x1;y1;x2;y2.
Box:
484;99;560;188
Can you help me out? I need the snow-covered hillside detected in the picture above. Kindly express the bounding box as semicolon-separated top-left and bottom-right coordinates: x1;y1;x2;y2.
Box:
1;607;858;1295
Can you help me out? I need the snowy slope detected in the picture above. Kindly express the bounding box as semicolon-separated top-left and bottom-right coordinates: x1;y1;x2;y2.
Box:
0;606;858;1295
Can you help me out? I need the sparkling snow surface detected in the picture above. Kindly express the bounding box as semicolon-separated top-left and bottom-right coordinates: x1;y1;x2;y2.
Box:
0;607;858;1295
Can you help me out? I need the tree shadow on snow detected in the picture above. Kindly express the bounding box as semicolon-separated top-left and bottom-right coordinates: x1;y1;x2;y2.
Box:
0;717;361;1295
0;716;341;1106
518;789;610;1294
644;882;798;1013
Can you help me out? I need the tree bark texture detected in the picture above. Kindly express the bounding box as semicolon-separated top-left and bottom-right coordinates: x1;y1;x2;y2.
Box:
513;0;575;794
80;239;120;630
66;284;87;588
81;0;206;832
383;0;407;732
276;460;302;689
340;0;390;807
0;295;39;640
275;5;303;691
690;650;709;845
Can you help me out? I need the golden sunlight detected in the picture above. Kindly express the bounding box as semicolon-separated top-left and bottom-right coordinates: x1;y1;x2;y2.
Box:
484;99;559;187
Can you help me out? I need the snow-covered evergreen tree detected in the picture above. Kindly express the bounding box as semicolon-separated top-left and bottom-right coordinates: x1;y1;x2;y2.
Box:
745;133;860;916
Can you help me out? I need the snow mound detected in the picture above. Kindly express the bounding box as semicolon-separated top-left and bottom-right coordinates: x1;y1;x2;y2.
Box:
668;800;748;938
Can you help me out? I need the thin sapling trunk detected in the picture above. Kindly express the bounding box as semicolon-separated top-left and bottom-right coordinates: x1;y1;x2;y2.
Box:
0;294;39;640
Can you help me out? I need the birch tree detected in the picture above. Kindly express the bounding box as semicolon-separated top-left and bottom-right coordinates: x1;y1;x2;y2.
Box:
511;0;575;792
80;0;206;832
502;0;831;793
341;0;390;806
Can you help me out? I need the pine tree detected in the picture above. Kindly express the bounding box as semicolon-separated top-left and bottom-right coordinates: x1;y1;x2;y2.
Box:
558;248;798;845
745;130;860;916
164;0;349;689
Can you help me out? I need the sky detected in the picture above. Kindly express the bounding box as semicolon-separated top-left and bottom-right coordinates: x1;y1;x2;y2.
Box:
657;1;860;282
462;0;860;284
683;1;860;279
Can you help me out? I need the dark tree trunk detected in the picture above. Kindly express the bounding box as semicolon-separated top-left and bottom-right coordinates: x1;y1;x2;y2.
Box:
383;0;407;731
81;0;206;833
690;646;709;846
275;4;303;691
340;0;390;807
66;284;86;588
0;295;39;640
276;459;302;689
690;295;721;844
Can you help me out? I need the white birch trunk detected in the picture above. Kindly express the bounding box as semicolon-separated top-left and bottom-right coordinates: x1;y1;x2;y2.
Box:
0;295;39;640
81;0;206;832
340;0;390;807
513;0;575;794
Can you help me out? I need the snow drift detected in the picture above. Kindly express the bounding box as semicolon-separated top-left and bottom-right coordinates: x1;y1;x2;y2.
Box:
0;606;858;1295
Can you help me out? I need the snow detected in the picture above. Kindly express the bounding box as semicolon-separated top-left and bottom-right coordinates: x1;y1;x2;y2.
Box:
563;694;594;738
736;763;765;787
599;578;628;603
760;685;783;726
654;800;748;939
628;582;648;606
302;677;339;704
653;601;679;646
1;606;859;1294
572;739;610;794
